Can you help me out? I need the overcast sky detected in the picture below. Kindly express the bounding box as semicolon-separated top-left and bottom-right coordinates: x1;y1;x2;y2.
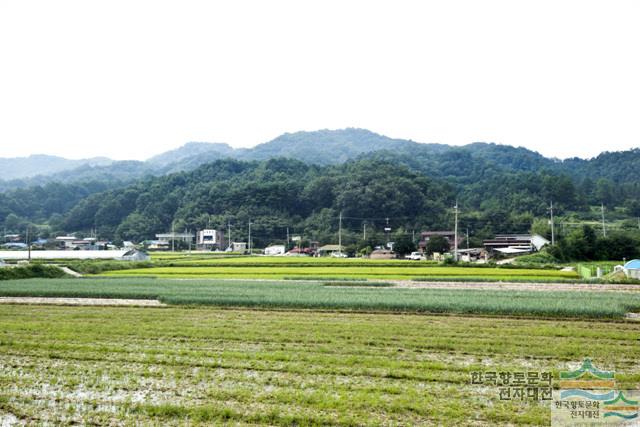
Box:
1;1;639;160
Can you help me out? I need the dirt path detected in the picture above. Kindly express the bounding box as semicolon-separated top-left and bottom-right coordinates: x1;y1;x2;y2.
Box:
390;280;640;292
58;266;83;277
0;297;165;306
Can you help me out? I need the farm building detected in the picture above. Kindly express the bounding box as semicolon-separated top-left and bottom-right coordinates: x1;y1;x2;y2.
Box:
264;245;286;256
55;236;77;248
146;240;170;250
2;242;27;249
623;259;640;279
285;247;314;256
119;250;150;262
483;234;549;255
156;232;195;244
369;249;395;259
317;245;345;257
418;231;464;252
230;242;247;252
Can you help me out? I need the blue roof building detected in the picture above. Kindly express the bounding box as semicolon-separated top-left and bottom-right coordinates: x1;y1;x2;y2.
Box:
623;259;640;279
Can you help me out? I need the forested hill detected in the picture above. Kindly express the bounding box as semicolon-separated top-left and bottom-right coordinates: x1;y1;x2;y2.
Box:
2;129;640;245
3;153;640;248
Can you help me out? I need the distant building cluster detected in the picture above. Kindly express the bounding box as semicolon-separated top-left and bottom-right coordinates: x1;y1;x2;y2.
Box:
1;227;553;263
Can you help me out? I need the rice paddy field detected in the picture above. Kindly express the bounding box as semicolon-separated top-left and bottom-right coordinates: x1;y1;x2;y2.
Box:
1;255;638;425
94;254;581;281
0;305;638;425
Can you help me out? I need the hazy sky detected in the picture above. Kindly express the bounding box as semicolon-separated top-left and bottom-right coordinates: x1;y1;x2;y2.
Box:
1;1;639;160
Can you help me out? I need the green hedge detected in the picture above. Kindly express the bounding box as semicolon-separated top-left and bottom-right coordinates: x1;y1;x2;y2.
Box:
0;264;68;281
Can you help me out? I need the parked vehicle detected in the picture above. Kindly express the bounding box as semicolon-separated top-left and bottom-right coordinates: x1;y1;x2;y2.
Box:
405;252;426;261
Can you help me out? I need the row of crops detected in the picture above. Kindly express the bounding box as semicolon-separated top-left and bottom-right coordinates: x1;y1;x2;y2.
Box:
1;277;639;318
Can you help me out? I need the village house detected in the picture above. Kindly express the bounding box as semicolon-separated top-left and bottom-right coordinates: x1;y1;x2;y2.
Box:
196;229;224;250
418;231;464;253
483;234;549;256
317;244;345;257
264;245;286;256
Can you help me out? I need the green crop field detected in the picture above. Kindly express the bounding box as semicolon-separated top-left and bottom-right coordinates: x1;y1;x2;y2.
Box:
1;278;639;318
0;304;638;425
63;253;584;281
101;266;578;280
97;255;579;281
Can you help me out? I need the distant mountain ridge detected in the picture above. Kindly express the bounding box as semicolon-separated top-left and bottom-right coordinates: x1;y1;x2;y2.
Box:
1;129;639;191
0;154;112;180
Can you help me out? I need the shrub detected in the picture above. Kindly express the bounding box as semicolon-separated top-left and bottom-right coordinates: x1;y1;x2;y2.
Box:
0;264;68;281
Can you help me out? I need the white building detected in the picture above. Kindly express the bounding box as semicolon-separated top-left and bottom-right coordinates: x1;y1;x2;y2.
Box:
197;229;223;250
119;250;151;262
55;236;77;249
264;245;286;256
156;232;195;243
230;242;247;253
623;259;640;279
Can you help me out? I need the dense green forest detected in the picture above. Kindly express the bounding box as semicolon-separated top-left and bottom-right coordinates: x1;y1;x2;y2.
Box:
2;129;640;258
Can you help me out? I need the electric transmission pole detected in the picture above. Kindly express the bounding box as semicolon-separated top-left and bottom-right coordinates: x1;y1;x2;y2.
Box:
466;227;470;249
453;202;459;262
26;226;31;262
385;217;391;248
171;222;175;252
248;220;252;255
601;203;606;237
549;201;555;245
338;211;342;253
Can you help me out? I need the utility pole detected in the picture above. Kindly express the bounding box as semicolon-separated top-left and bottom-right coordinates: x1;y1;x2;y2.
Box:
338;211;342;253
453;202;459;261
286;227;289;246
248;220;252;255
384;217;391;248
466;227;470;249
171;222;175;252
363;222;366;241
549;201;555;245
601;203;607;237
228;221;232;250
26;226;31;262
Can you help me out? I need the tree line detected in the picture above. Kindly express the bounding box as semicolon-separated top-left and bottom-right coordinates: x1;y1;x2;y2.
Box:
2;155;640;260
